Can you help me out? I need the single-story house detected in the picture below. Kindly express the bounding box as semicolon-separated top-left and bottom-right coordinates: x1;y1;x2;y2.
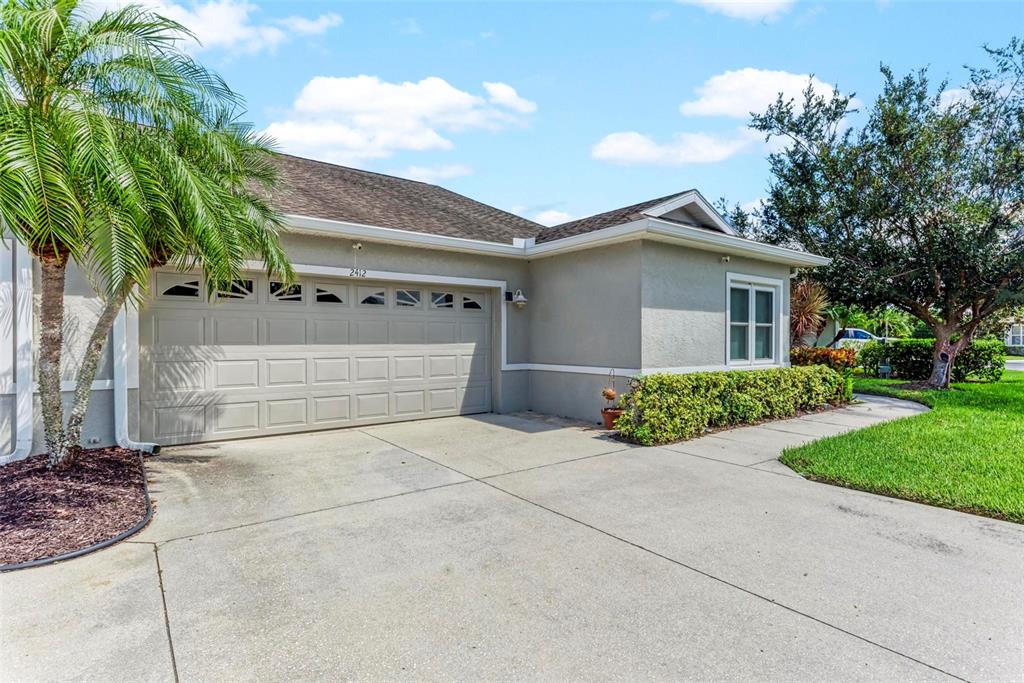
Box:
0;154;828;460
1004;318;1024;354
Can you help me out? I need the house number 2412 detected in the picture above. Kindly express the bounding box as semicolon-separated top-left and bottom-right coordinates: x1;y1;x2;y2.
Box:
349;268;367;278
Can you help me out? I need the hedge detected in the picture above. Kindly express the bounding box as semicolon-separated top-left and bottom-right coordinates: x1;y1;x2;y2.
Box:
858;338;1005;382
790;346;858;371
616;366;849;446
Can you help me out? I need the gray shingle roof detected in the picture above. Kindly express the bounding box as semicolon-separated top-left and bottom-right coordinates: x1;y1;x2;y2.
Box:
268;154;542;242
536;192;695;243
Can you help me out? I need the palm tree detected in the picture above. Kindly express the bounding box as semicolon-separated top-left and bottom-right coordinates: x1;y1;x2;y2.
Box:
0;0;290;466
790;279;829;348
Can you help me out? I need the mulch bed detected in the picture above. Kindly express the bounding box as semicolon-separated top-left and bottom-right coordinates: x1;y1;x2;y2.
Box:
0;447;149;568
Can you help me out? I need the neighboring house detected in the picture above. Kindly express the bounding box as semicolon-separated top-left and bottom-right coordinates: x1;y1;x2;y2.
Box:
0;154;827;459
1005;318;1024;353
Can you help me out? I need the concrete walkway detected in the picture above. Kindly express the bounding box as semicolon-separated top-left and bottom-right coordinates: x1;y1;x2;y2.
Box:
1007;359;1024;372
2;395;1022;682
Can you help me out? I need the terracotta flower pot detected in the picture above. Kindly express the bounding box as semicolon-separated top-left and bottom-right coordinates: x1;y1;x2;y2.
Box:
601;408;624;430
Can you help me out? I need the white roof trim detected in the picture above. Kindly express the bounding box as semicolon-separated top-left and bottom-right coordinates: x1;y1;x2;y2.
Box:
283;211;829;268
284;213;524;257
641;190;737;236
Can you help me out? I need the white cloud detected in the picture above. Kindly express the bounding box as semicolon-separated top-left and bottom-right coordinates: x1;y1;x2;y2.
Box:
938;87;970;110
87;0;341;55
398;164;473;183
680;68;845;118
677;0;796;21
592;130;753;165
534;210;573;226
265;76;536;165
483;82;537;114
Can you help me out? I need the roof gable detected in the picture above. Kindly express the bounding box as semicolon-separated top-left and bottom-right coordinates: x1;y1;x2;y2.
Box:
536;190;734;243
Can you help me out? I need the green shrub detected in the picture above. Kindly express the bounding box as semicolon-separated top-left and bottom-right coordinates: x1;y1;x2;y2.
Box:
790;346;858;371
857;338;1005;382
615;366;848;446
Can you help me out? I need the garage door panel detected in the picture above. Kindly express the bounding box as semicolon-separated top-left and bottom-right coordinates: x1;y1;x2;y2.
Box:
427;321;457;343
155;317;205;346
214;360;259;389
394;356;425;380
213;401;260;433
267;359;307;387
355;393;389;419
394;390;425;416
266;398;308;428
354;357;388;382
314;320;349;344
390;320;426;344
153;360;205;392
265;318;307;345
213;318;258;345
312;357;350;384
141;275;492;444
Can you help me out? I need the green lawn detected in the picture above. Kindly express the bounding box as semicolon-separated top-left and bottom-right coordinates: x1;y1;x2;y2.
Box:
781;370;1024;523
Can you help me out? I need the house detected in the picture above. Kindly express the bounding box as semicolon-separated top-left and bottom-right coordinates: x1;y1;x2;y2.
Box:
1005;317;1024;354
0;154;828;459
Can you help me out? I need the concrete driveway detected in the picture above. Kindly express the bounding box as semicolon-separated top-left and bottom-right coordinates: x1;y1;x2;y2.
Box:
2;397;1022;682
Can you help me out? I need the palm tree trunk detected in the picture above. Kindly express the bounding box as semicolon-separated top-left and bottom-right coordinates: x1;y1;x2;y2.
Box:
38;254;70;467
63;289;128;462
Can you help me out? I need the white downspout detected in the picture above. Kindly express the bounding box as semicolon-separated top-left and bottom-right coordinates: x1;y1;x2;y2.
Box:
112;308;159;454
2;241;34;464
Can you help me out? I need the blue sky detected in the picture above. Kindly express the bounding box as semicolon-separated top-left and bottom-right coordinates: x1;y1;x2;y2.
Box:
120;0;1023;226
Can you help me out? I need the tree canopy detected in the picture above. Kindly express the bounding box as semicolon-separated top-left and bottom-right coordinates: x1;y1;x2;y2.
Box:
748;39;1024;387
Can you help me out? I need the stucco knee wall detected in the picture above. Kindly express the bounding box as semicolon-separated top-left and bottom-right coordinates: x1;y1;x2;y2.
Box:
527;370;617;425
640;242;792;370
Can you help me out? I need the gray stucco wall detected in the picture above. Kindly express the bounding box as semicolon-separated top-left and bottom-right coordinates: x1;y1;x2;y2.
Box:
526;241;642;369
640;242;792;370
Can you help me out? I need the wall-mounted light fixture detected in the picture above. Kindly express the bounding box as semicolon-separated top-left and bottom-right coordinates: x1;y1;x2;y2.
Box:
720;255;731;264
511;289;528;309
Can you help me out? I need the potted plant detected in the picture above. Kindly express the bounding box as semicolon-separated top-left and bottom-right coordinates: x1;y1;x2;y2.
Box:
600;385;623;430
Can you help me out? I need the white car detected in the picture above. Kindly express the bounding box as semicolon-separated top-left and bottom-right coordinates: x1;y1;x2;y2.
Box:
832;328;888;348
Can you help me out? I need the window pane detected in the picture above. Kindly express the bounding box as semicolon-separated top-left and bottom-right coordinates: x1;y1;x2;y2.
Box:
462;295;482;310
730;287;749;323
755;290;773;324
315;284;345;304
396;289;420;307
217;279;254;300
358;287;385;306
270;281;302;302
431;292;454;308
162;280;199;298
755;326;773;359
730;324;749;360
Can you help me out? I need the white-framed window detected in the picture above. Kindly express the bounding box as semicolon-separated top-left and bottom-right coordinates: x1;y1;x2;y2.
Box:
461;293;484;311
1009;323;1024;347
216;278;255;302
314;282;346;305
727;274;781;365
431;291;455;309
156;273;201;299
395;288;421;308
269;280;303;303
358;286;386;306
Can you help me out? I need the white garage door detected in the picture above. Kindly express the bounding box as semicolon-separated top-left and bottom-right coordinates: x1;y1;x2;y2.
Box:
139;271;492;445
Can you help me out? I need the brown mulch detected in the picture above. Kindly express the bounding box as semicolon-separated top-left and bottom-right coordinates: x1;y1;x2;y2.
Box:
0;447;149;567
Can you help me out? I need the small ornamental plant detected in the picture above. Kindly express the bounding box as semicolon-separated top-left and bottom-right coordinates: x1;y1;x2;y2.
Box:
600;374;624;430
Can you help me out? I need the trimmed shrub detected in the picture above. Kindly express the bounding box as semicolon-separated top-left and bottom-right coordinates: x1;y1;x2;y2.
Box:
616;366;848;446
790;346;858;371
857;338;1005;382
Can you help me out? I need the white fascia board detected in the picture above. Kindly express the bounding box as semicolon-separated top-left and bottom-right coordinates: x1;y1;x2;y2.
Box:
523;219;651;258
281;212;829;267
644;218;830;267
642;190;738;236
284;213;524;258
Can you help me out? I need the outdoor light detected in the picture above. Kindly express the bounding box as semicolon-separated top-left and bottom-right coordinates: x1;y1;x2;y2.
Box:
721;255;731;263
512;289;528;309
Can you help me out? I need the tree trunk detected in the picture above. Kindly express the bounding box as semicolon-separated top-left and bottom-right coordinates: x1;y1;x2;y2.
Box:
38;254;70;467
927;330;954;389
63;289;128;463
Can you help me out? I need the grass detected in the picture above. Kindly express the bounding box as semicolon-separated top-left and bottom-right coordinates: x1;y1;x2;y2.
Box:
781;370;1024;523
